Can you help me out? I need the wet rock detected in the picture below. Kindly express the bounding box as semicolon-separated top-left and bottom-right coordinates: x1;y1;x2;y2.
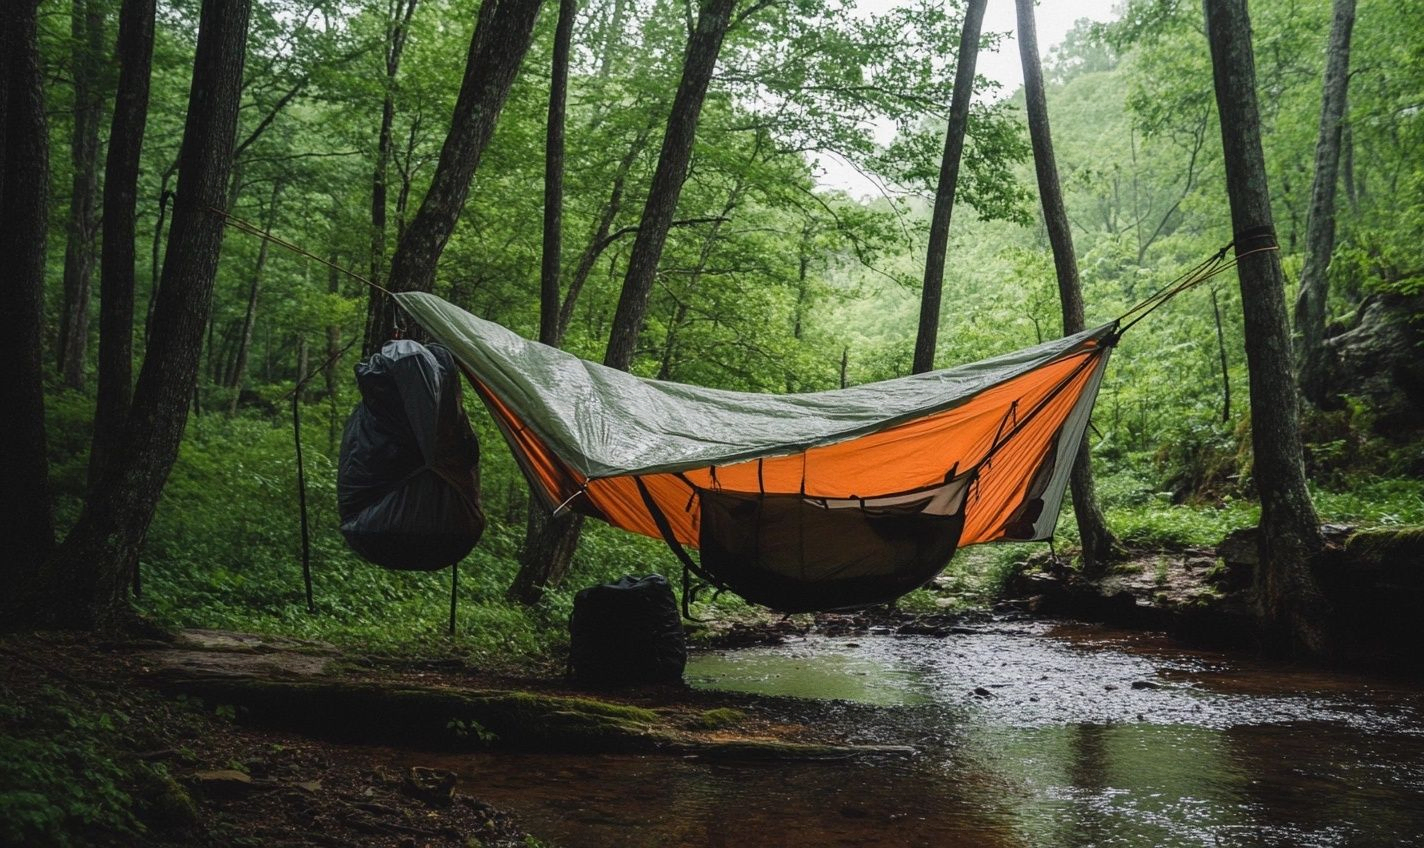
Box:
1131;680;1161;690
401;766;456;807
972;687;994;698
1104;684;1119;692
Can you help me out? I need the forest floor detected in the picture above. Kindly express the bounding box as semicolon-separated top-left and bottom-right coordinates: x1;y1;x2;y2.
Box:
0;625;909;848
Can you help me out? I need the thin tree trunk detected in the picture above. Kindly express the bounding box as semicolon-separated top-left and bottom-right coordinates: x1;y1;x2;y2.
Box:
324;249;342;450
367;0;544;349
0;0;57;620
1204;0;1328;656
42;0;251;631
1292;0;1356;407
509;0;579;608
555;122;654;344
228;181;282;414
1016;0;1120;573
362;0;419;355
91;0;157;488
57;0;106;390
540;0;575;346
602;0;738;372
146;159;177;342
913;0;985;375
512;0;740;605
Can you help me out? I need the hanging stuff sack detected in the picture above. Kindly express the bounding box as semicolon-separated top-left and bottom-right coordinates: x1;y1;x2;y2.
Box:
338;340;485;571
570;574;686;687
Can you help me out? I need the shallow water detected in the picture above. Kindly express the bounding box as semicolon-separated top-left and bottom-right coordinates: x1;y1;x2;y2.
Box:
430;621;1424;847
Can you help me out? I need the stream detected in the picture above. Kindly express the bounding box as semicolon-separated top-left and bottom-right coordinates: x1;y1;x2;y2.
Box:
425;621;1424;847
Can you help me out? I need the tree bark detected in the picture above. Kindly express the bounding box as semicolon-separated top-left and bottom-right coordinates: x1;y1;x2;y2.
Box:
40;0;251;631
1016;0;1120;573
540;0;575;346
366;0;544;350
361;0;419;355
0;0;57;621
511;0;740;605
913;0;985;375
1204;0;1328;656
602;0;737;372
56;0;107;390
1292;0;1355;407
90;0;157;488
509;0;579;607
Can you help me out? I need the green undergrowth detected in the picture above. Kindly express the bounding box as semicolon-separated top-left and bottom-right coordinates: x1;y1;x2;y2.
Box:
44;392;1424;662
0;679;202;847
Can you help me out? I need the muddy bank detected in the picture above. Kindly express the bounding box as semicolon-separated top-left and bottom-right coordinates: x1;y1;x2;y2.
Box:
1001;525;1424;666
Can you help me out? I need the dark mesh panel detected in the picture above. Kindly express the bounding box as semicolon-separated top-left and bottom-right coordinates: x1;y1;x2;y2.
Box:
697;491;966;613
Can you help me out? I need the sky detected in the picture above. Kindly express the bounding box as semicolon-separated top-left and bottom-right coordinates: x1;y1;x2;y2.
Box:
814;0;1122;196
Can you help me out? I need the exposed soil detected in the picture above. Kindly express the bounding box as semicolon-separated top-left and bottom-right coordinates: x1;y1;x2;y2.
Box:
0;625;909;848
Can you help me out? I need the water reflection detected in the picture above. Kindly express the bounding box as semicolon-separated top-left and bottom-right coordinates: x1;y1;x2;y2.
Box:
425;623;1424;847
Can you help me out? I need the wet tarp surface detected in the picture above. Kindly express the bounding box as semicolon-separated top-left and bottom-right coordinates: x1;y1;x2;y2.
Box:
338;339;485;571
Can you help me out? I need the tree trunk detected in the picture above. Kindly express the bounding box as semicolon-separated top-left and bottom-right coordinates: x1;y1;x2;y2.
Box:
0;0;57;620
228;181;282;414
512;0;739;605
366;0;544;349
1016;0;1121;573
540;0;575;346
1204;0;1328;656
146;160;177;342
361;0;419;356
602;0;737;372
39;0;251;631
555;122;653;345
56;0;106;390
90;0;157;488
510;0;579;608
1292;0;1356;407
913;0;985;375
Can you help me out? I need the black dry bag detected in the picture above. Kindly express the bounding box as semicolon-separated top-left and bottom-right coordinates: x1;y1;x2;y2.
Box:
570;574;686;686
338;340;485;571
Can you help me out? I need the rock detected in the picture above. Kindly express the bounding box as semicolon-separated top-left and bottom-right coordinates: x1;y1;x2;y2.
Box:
1104;684;1118;692
972;687;994;698
1130;680;1161;690
1322;293;1424;434
1216;528;1259;567
401;767;456;807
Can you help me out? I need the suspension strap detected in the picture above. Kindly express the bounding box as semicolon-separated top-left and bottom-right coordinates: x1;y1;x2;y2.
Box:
634;477;721;620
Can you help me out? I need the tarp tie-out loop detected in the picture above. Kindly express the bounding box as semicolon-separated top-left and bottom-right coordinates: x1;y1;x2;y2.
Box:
550;483;589;516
